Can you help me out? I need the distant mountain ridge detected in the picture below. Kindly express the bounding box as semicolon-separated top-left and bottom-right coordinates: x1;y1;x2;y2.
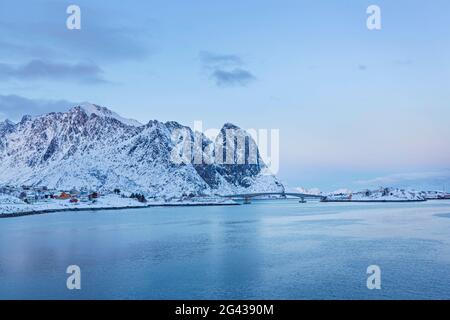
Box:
0;103;283;198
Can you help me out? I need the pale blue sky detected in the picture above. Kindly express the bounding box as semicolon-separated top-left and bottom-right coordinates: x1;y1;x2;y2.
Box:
1;0;449;191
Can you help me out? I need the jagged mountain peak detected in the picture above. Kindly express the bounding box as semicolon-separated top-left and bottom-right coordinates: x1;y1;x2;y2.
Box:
164;120;191;131
0;119;16;139
72;102;143;127
20;115;33;124
0;119;15;131
221;122;241;131
0;119;15;126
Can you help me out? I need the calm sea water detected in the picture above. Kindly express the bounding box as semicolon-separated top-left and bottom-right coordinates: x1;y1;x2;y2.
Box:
1;200;450;300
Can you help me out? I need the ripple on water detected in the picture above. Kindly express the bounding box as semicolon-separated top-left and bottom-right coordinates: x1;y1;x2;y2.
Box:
434;213;450;219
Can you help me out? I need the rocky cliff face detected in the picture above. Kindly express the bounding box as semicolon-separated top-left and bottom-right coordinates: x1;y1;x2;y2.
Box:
0;119;15;151
0;103;283;197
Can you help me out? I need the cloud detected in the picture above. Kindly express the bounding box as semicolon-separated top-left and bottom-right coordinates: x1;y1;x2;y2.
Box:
0;40;55;60
0;95;75;121
199;51;243;67
358;64;367;71
0;60;106;83
394;59;413;66
0;2;155;85
211;68;256;87
0;3;153;63
355;170;450;187
200;51;256;87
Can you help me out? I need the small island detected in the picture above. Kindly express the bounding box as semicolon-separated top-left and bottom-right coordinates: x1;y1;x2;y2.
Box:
321;187;447;203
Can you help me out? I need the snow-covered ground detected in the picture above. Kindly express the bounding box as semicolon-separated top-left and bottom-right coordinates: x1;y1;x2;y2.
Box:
420;190;450;200
0;193;237;216
0;194;25;205
323;187;426;202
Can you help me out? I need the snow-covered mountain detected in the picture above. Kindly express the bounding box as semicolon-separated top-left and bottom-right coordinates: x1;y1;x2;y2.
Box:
0;103;283;198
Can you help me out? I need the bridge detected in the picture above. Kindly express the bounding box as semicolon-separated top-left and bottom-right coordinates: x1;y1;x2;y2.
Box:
222;192;325;204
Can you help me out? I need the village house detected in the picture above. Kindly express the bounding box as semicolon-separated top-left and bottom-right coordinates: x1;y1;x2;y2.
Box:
57;192;71;200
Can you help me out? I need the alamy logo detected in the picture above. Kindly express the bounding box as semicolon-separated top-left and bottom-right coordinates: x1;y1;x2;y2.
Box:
366;265;381;290
367;5;382;30
66;265;81;290
170;121;280;174
66;5;81;30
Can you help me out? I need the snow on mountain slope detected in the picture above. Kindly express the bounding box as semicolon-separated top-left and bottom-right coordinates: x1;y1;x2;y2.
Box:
0;119;15;152
166;121;284;195
0;119;15;134
0;104;283;197
78;102;143;127
0;194;24;205
210;123;284;195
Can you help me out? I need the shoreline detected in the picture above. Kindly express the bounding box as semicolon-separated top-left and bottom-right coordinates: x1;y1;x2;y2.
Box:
321;199;427;203
2;198;447;219
0;201;240;219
